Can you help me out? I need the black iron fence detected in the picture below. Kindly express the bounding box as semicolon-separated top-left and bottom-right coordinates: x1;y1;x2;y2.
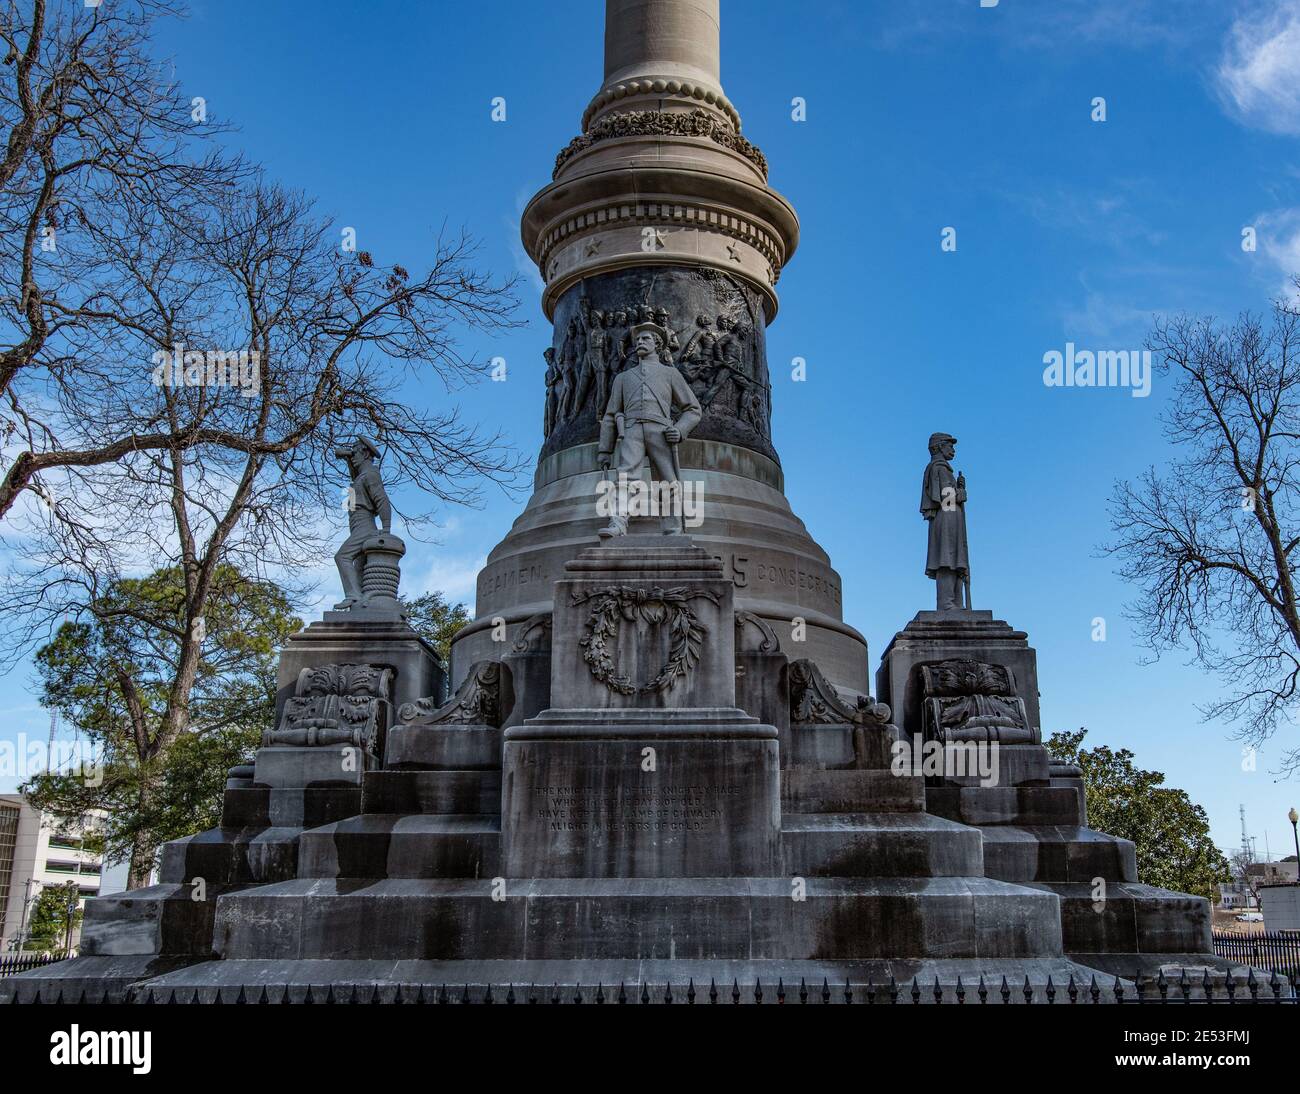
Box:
0;952;70;978
40;970;1287;1004
1213;931;1300;980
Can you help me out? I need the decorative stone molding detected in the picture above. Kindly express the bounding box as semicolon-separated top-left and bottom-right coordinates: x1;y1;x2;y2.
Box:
555;109;767;180
510;612;553;654
536;200;783;289
573;585;721;696
735;609;780;653
266;663;393;752
583;79;741;133
398;660;508;727
789;658;891;727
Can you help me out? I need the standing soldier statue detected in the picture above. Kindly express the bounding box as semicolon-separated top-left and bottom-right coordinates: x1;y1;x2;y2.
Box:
334;436;394;609
920;431;970;611
597;322;702;537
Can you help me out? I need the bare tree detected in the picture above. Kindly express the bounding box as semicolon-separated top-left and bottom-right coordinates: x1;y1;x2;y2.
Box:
0;0;247;516
1107;282;1300;773
0;4;524;880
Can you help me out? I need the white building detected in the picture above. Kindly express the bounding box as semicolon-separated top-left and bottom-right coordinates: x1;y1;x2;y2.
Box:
0;794;105;953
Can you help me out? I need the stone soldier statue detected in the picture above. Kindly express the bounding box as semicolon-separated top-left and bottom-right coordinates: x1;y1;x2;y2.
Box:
334;436;393;609
919;432;969;611
597;321;702;537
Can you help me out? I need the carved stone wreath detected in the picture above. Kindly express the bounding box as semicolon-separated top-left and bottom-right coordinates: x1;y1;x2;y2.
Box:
573;585;720;696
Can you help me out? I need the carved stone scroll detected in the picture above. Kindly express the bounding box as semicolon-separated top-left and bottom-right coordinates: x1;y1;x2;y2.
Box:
788;658;891;727
398;660;511;727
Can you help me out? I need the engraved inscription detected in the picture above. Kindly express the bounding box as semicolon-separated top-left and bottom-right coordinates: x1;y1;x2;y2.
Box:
527;784;740;834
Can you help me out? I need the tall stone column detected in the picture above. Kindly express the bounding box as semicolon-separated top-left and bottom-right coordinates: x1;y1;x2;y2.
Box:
456;0;870;699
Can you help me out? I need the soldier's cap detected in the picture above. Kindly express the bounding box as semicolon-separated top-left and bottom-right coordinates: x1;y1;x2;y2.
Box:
630;321;670;345
350;436;382;460
927;431;957;450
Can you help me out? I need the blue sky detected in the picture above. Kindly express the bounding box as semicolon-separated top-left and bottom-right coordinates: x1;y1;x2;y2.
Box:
5;0;1300;862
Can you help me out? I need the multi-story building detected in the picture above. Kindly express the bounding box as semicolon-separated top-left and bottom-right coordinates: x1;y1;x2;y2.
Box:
0;794;104;953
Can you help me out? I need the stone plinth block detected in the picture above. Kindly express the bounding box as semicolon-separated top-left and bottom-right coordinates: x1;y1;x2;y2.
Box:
877;610;1050;787
275;618;444;732
502;708;780;878
253;745;375;789
549;536;737;711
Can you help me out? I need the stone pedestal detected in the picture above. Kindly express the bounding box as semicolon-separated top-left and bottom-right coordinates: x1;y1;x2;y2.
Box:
253;745;376;789
502;536;782;877
876;610;1042;742
275;618;444;738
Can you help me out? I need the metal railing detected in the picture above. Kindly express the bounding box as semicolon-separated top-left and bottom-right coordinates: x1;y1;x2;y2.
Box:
1213;931;1300;980
0;951;71;978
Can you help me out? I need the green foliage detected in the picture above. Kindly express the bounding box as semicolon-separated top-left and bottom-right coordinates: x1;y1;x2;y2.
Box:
1047;729;1231;898
402;591;470;664
25;882;82;953
22;565;301;875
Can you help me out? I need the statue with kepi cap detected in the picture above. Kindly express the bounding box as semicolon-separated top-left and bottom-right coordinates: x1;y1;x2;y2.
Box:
920;431;970;611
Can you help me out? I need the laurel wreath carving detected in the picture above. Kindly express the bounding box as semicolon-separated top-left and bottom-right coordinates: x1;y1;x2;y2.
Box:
573;585;720;695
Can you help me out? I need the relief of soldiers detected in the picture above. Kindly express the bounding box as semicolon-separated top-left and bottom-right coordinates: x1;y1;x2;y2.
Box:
569;299;606;419
543;346;564;437
597;322;702;537
678;313;718;374
607;309;632;375
558;317;582;419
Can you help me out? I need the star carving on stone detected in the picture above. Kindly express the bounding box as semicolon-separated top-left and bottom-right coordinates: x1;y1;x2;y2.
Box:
652;228;667;250
726;241;742;262
585;239;602;258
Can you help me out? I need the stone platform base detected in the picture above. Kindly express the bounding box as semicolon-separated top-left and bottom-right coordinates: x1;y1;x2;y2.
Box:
122;956;1118;1003
0;955;201;1004
210;876;1065;962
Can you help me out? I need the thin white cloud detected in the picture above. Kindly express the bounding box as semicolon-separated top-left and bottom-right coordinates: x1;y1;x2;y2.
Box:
1252;206;1300;300
1216;0;1300;135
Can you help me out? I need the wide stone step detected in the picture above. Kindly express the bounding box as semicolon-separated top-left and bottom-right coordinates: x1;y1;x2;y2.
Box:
386;724;502;770
296;814;502;879
0;955;203;1004
925;785;1082;826
781;813;983;877
126;955;1116;1003
781;768;924;813
220;786;361;829
158;826;303;886
212;876;1063;962
363;770;502;815
980;826;1138;884
1027;882;1211;956
80;883;233;957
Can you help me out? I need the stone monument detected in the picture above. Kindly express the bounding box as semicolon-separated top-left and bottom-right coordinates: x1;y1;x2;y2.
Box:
1;0;1244;1003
